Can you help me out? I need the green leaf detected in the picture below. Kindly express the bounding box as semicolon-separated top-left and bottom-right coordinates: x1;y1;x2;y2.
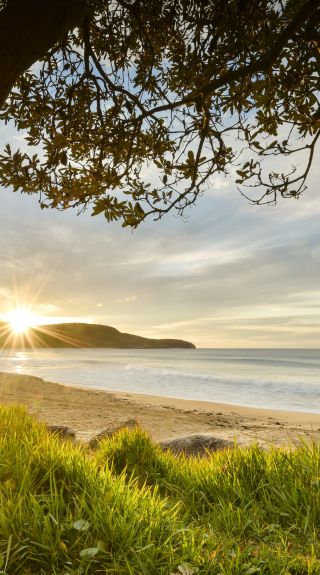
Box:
170;564;199;575
60;151;68;165
267;140;277;149
91;204;106;216
79;547;100;559
73;519;90;531
236;170;246;177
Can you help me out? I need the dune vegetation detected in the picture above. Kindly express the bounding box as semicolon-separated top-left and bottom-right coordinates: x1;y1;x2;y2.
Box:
0;405;319;574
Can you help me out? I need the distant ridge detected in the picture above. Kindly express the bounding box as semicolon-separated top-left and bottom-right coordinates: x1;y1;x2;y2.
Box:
0;321;195;349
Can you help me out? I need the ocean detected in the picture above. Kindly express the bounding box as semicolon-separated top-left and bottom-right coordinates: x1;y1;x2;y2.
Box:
0;348;319;414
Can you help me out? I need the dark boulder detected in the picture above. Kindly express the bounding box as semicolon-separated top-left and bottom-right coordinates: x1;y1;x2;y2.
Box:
159;434;234;456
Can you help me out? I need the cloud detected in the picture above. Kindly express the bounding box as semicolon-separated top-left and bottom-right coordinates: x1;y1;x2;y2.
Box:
116;296;137;304
0;125;320;347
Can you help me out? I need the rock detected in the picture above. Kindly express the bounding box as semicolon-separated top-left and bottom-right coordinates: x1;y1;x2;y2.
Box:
159;434;234;456
89;418;139;449
47;425;76;441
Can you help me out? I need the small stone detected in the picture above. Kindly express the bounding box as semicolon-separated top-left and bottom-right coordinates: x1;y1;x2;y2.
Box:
89;418;139;449
47;425;76;440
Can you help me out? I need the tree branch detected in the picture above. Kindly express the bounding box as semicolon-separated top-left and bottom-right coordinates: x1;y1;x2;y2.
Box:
199;0;320;97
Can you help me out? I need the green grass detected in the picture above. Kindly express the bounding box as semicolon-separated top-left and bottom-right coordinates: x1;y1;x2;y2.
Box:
0;406;319;574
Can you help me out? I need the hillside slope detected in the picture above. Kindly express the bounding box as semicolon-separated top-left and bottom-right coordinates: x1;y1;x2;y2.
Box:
0;321;195;349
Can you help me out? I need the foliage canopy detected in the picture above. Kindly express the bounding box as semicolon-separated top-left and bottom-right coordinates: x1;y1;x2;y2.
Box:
0;0;319;226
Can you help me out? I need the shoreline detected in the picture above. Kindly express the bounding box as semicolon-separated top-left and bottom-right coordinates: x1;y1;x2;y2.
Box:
103;388;320;425
0;371;319;446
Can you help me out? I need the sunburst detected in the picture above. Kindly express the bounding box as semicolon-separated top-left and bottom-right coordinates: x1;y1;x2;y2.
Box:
4;307;39;334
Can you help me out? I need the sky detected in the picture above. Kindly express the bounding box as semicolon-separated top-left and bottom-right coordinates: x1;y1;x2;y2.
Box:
0;123;320;348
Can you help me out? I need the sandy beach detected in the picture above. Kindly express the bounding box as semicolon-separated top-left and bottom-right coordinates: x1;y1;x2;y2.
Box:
0;371;319;447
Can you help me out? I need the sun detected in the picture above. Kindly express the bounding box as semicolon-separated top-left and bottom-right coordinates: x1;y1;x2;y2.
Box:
4;308;38;334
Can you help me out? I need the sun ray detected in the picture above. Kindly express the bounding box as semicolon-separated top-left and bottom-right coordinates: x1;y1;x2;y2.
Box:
30;324;90;348
4;307;38;335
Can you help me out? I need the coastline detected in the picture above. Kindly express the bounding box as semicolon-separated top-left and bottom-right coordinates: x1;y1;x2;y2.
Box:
0;371;319;446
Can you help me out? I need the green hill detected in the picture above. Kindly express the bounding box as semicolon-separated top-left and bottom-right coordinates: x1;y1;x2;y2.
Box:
0;321;195;349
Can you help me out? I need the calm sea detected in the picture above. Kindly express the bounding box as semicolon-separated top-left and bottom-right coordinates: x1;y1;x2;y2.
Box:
0;348;319;414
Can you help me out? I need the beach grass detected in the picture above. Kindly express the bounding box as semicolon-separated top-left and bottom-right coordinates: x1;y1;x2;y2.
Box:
0;406;319;574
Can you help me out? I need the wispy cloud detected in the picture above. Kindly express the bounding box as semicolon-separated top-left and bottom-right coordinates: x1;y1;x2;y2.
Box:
0;126;320;347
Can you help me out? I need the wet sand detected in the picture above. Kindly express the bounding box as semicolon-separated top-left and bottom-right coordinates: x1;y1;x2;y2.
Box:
0;371;319;446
